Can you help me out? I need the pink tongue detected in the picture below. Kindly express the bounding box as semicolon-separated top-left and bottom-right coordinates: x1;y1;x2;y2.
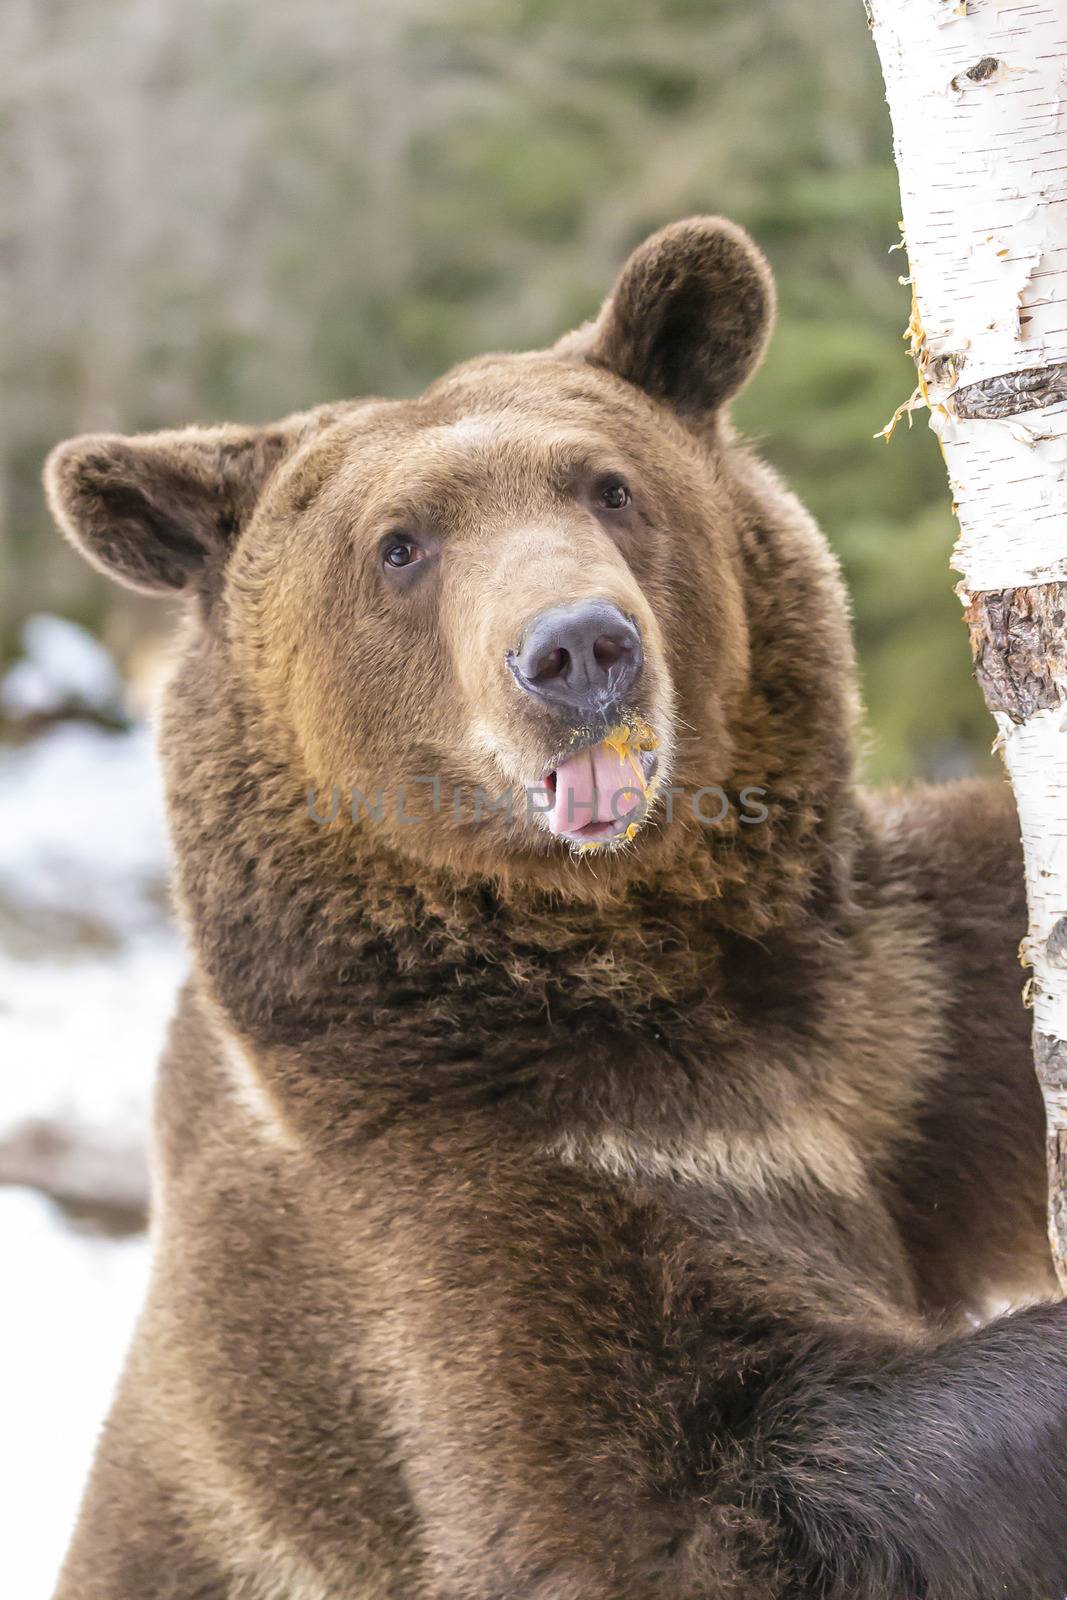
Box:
548;743;642;836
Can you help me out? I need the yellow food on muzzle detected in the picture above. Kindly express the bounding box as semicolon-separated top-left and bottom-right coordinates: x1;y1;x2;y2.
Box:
601;718;659;788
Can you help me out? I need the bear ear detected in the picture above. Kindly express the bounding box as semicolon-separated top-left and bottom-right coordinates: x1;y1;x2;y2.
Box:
565;216;775;417
43;420;304;597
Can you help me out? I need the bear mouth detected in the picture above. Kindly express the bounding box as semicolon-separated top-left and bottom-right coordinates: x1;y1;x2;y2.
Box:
542;733;659;849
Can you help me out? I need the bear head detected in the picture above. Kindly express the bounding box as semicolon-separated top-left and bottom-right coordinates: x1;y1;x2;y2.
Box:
44;218;858;1036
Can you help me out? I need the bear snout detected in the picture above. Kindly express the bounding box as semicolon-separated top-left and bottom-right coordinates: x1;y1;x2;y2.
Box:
506;600;643;720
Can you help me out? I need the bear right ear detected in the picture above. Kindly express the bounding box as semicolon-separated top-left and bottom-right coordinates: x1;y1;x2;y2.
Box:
44;420;305;597
561;216;775;419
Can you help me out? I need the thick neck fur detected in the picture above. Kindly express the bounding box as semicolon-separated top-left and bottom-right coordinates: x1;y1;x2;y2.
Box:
164;671;858;1055
164;676;867;1153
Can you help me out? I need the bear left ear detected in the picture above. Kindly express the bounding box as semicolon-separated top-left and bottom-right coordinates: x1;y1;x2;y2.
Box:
564;216;775;418
44;419;307;597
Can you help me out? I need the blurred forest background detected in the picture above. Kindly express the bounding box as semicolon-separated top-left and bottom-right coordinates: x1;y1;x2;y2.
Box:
4;0;992;779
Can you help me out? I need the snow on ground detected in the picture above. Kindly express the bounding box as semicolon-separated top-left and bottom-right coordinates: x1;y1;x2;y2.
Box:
1;1188;151;1599
1;637;184;1599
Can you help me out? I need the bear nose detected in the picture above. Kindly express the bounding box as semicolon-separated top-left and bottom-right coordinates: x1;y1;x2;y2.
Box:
509;601;643;713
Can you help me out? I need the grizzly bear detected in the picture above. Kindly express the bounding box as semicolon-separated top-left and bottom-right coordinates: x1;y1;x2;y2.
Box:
45;217;1066;1600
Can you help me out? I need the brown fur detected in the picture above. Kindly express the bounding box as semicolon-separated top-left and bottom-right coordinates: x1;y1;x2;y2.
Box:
44;218;1062;1600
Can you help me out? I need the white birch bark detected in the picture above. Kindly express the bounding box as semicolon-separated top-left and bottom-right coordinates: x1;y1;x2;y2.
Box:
867;0;1067;1286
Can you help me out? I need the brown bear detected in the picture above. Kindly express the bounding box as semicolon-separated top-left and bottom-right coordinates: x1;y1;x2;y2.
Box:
44;217;1065;1600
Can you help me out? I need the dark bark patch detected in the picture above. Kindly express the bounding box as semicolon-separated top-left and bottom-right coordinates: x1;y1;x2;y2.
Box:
964;584;1067;723
951;56;1001;90
1032;1035;1067;1286
953;362;1067;419
1048;1126;1067;1285
1034;1031;1067;1092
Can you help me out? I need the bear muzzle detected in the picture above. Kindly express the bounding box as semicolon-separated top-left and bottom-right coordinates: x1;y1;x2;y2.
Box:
504;602;663;845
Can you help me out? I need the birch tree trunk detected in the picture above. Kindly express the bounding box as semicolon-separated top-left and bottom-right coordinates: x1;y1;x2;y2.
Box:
866;0;1067;1289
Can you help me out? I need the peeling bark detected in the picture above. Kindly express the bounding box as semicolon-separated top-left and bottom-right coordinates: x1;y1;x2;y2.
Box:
869;0;1067;1290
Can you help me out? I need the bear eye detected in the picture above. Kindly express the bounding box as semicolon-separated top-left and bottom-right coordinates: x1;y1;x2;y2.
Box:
598;479;632;511
383;538;425;571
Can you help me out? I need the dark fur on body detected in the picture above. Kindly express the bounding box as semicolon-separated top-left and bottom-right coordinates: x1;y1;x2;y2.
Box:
44;219;1062;1600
